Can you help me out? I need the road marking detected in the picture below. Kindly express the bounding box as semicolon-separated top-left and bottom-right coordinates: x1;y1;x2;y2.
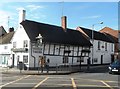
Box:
71;78;77;89
32;77;49;89
0;75;31;88
101;81;114;89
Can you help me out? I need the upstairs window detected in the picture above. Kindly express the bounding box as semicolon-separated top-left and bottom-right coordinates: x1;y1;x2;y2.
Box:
4;46;7;49
23;40;28;48
98;41;100;50
13;42;16;48
111;44;114;52
105;43;107;51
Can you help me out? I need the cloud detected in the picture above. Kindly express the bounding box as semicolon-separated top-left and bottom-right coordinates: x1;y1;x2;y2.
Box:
16;7;25;11
28;13;46;20
82;15;101;19
26;4;45;11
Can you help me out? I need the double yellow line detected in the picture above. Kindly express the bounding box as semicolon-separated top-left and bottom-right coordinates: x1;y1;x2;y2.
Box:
71;78;77;89
32;77;49;89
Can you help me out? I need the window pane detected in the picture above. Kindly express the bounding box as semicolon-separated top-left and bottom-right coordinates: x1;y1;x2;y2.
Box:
23;55;28;63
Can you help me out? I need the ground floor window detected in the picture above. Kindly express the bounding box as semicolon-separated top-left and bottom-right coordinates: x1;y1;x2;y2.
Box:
23;55;28;63
63;56;68;63
77;57;84;62
2;56;8;65
93;58;98;63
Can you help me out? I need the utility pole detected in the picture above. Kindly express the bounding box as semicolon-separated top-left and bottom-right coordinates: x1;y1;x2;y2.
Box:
59;1;64;17
91;22;103;64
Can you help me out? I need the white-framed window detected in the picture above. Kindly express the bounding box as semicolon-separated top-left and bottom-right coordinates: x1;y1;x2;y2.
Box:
63;56;68;63
93;58;98;63
23;40;28;47
105;43;107;51
13;42;16;48
23;55;28;63
4;46;7;49
111;44;114;52
98;41;100;50
77;57;84;62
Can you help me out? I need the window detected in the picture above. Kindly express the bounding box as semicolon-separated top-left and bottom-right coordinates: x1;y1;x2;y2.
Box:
77;57;84;62
93;58;98;63
111;44;114;52
23;40;28;47
23;55;28;63
13;42;16;48
105;43;107;51
63;56;68;63
2;56;6;64
4;46;7;49
98;41;100;50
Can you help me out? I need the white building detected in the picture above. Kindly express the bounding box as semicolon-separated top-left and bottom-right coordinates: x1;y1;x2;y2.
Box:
11;19;92;70
76;27;115;65
3;9;115;70
0;30;14;67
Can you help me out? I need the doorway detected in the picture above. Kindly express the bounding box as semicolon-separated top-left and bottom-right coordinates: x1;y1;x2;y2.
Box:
12;54;15;67
111;55;114;63
101;55;103;64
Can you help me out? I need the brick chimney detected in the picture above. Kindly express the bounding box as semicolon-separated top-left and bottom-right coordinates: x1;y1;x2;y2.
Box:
9;27;14;32
61;16;67;32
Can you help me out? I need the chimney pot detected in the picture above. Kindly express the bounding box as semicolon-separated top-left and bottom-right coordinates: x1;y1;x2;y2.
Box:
9;27;14;32
19;9;26;24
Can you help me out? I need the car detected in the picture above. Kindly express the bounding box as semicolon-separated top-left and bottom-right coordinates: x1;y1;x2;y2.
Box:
108;59;120;74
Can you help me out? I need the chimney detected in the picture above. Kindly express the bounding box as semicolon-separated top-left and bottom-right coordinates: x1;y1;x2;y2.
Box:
19;9;26;24
9;27;14;32
61;16;67;32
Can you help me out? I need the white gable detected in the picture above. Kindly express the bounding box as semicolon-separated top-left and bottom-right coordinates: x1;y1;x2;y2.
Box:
12;25;30;48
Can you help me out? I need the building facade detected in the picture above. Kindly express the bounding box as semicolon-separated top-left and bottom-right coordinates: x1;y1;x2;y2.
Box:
0;31;14;67
11;20;92;69
76;27;115;64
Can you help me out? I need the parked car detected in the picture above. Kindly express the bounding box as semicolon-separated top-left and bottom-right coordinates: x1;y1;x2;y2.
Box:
108;59;120;74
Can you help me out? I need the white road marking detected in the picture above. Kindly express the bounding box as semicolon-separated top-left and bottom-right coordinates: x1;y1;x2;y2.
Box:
0;75;31;88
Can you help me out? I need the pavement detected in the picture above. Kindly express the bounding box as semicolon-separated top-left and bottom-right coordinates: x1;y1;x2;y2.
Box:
1;65;109;75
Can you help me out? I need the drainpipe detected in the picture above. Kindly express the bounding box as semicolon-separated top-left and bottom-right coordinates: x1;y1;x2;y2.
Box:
30;42;36;69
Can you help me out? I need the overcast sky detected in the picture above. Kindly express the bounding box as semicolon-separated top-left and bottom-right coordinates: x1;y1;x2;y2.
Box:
0;1;119;32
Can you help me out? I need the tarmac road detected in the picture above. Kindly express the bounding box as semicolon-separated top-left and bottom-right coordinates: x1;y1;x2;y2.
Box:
1;72;119;89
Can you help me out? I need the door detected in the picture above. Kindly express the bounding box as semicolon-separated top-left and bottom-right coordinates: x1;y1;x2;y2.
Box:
111;55;114;63
101;55;103;64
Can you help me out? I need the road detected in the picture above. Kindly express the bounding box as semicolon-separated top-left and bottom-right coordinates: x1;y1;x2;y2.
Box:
0;72;119;89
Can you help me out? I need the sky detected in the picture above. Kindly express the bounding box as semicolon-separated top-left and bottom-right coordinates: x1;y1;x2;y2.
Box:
0;2;118;32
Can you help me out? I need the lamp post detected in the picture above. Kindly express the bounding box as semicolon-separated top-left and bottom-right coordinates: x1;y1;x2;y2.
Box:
36;34;43;73
91;22;103;64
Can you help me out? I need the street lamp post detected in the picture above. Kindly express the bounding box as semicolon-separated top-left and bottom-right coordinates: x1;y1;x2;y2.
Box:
91;22;103;64
36;34;43;73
